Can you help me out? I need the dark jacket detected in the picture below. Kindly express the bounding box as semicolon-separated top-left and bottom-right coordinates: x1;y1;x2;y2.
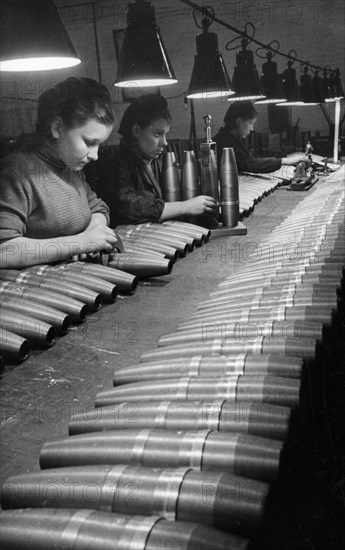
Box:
95;142;165;227
214;127;282;174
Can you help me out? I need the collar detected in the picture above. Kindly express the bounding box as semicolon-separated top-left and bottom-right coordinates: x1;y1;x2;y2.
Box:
32;140;66;170
120;140;153;165
220;126;243;143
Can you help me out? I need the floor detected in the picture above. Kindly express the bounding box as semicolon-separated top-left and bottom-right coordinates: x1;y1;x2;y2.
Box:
1;181;344;549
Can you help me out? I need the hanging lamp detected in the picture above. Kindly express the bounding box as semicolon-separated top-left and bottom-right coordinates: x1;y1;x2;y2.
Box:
325;68;344;102
227;35;265;101
312;69;326;103
299;66;318;105
114;0;177;88
256;49;286;104
278;54;317;107
278;53;304;106
333;69;344;99
0;0;81;71
187;7;233;99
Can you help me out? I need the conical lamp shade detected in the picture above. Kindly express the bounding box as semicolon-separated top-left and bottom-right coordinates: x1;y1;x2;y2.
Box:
0;0;81;71
256;53;286;104
312;70;326;103
321;70;334;103
300;67;319;105
333;69;344;99
278;62;304;106
115;0;177;87
187;31;233;99
325;68;344;102
228;40;265;101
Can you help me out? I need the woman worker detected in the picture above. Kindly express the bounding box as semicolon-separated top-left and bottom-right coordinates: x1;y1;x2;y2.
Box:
214;100;306;173
96;94;218;226
0;77;118;269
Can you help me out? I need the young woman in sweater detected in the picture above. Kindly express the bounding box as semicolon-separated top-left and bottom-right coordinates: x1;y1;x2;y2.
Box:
0;77;118;268
96;94;218;226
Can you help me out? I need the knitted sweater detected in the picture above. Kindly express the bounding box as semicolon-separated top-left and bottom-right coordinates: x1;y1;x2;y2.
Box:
0;147;110;244
95;142;165;227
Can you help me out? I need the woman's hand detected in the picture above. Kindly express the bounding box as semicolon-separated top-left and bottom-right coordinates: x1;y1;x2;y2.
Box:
183;195;218;216
282;153;308;165
79;223;118;253
159;195;218;222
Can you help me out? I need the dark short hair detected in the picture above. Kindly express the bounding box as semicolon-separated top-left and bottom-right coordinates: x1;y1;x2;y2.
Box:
224;100;257;129
36;77;115;138
119;94;172;141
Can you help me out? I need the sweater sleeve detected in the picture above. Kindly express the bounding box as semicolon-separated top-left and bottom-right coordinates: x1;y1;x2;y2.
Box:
235;150;282;174
0;155;32;243
81;174;110;224
97;151;165;227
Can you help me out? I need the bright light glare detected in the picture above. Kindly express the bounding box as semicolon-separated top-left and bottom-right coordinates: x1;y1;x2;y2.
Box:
187;91;234;99
0;57;81;71
325;97;344;102
277;101;304;106
115;78;178;87
227;94;266;101
255;98;287;104
277;101;309;106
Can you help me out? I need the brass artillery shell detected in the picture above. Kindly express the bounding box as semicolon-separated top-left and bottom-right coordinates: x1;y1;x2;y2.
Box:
109;256;173;278
198;283;339;310
69;399;291;440
210;272;342;298
0;295;70;334
161;151;181;202
120;236;178;260
95;375;300;408
163;220;211;242
119;240;167;259
28;265;118;302
0;270;102;310
112;354;302;384
158;320;323;348
161;225;202;246
218;262;344;288
219;148;239;228
181;150;200;200
117;225;191;255
195;294;338;315
122;223;197;249
0;328;30;362
139;337;316;361
0;309;55;346
183;304;335;328
40;429;283;482
133;232;190;256
0;508;249;550
200;147;219;205
1;465;268;533
60;262;138;292
0;281;87;322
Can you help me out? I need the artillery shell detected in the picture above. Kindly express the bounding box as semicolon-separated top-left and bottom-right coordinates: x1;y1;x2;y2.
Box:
40;429;283;482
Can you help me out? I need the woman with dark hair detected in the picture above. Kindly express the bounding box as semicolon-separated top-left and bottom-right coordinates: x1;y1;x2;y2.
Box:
214;100;306;173
0;77;118;268
97;94;218;226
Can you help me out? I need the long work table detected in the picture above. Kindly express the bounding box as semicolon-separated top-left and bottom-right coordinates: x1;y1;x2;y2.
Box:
0;168;344;550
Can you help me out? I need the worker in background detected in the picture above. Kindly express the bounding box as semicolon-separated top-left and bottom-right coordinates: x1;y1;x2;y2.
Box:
0;77;118;268
96;94;218;227
214;100;306;173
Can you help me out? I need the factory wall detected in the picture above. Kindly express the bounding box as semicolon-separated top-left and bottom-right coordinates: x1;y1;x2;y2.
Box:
0;0;344;145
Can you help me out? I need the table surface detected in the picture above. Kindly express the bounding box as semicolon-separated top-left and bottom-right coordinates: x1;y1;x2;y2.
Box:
1;174;344;550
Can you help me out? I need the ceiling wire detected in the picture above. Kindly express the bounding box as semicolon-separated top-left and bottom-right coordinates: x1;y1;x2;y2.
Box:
178;0;339;74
